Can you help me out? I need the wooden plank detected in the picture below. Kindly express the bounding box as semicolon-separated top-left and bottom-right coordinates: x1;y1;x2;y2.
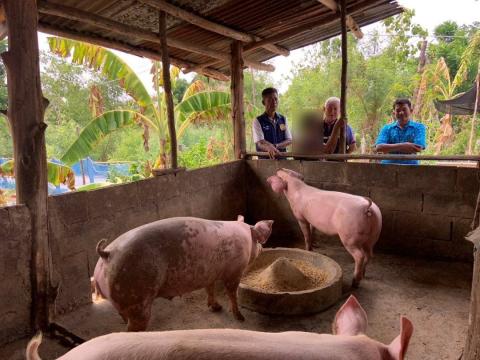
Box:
159;11;177;169
318;0;338;11
244;152;480;161
37;1;274;72
231;41;245;159
2;0;50;330
38;23;230;81
318;0;364;39
138;0;289;57
152;167;186;176
339;0;347;154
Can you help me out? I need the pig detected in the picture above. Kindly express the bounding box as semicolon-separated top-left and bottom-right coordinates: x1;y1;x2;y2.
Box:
92;216;273;331
267;168;382;287
26;295;413;360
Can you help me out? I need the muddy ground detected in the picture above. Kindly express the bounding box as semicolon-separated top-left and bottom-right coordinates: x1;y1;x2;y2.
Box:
1;244;472;360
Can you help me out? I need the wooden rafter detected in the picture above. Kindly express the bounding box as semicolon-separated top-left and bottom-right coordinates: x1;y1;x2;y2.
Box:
317;0;364;39
138;0;290;57
37;1;274;73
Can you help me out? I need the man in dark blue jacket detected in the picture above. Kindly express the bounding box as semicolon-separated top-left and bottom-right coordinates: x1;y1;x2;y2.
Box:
253;87;292;159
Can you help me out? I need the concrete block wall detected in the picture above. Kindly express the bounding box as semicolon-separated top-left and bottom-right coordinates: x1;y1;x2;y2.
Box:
0;205;32;345
47;161;246;315
246;160;476;262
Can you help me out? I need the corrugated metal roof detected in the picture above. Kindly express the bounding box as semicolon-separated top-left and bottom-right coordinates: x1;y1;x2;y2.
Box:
37;0;403;79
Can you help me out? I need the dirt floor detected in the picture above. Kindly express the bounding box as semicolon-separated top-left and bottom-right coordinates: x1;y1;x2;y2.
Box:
1;244;473;360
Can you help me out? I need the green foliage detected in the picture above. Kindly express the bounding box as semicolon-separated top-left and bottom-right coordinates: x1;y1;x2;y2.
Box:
429;22;480;91
60;110;149;165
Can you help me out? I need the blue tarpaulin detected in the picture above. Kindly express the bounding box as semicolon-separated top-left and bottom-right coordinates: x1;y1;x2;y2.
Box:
1;157;131;194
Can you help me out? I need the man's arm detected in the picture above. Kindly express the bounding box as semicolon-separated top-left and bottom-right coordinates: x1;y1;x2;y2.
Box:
275;139;292;150
347;142;356;154
324;118;344;154
256;139;280;158
276;117;293;150
346;126;356;154
375;142;422;153
252;119;280;158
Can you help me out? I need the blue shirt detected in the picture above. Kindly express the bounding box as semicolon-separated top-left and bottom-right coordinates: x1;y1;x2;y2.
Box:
375;120;426;165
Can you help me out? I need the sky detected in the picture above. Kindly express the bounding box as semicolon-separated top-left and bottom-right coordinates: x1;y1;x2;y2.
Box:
37;0;480;94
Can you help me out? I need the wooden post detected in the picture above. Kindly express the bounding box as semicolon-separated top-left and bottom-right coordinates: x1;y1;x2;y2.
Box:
467;69;480;155
464;181;480;360
230;41;245;159
158;11;177;169
339;0;348;154
1;0;51;330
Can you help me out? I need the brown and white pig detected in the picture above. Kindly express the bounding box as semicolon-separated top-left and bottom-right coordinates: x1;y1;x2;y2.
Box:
26;295;413;360
267;168;382;287
92;216;273;331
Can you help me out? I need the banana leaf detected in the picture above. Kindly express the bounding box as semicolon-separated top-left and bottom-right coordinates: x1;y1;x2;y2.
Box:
0;160;75;190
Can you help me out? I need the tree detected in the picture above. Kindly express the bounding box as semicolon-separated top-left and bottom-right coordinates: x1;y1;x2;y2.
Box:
48;37;232;169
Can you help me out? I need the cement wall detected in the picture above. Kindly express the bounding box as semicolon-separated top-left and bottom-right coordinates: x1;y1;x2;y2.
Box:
246;160;476;262
0;205;32;345
0;159;476;345
48;161;245;315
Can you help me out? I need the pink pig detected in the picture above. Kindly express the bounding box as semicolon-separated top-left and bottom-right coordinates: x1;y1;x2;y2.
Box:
92;216;273;331
267;168;382;287
26;295;413;360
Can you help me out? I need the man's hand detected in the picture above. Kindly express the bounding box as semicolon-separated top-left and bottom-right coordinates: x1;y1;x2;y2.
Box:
257;140;280;159
398;142;423;153
266;143;281;159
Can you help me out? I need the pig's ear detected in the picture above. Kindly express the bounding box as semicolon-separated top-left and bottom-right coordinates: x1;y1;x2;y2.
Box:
281;168;304;181
237;215;245;222
267;175;287;193
387;317;414;360
332;295;368;336
251;220;274;244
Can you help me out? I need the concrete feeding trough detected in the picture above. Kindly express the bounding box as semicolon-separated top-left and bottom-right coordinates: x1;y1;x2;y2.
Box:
239;248;343;315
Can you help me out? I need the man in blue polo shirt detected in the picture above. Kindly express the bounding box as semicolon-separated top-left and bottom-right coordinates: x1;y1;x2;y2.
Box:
253;87;292;159
375;98;426;165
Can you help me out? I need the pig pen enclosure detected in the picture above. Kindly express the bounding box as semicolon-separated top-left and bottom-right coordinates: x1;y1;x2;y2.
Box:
1;0;480;359
0;159;478;360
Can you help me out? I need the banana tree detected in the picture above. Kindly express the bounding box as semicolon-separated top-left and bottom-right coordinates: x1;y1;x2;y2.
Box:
0;159;75;190
416;30;480;154
48;37;232;168
0;115;76;191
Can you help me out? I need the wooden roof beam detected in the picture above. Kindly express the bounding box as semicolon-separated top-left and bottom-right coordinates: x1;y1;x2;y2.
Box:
187;0;370;73
38;23;230;81
37;1;274;72
137;0;290;57
317;0;364;39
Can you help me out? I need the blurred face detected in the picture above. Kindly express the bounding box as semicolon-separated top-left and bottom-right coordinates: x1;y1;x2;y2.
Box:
324;101;340;123
263;92;279;113
394;103;412;123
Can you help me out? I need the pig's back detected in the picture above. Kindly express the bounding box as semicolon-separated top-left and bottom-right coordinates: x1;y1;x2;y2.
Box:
59;330;385;360
106;217;252;300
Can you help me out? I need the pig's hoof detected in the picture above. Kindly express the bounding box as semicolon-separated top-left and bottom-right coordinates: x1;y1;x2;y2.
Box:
234;312;245;321
209;303;223;312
